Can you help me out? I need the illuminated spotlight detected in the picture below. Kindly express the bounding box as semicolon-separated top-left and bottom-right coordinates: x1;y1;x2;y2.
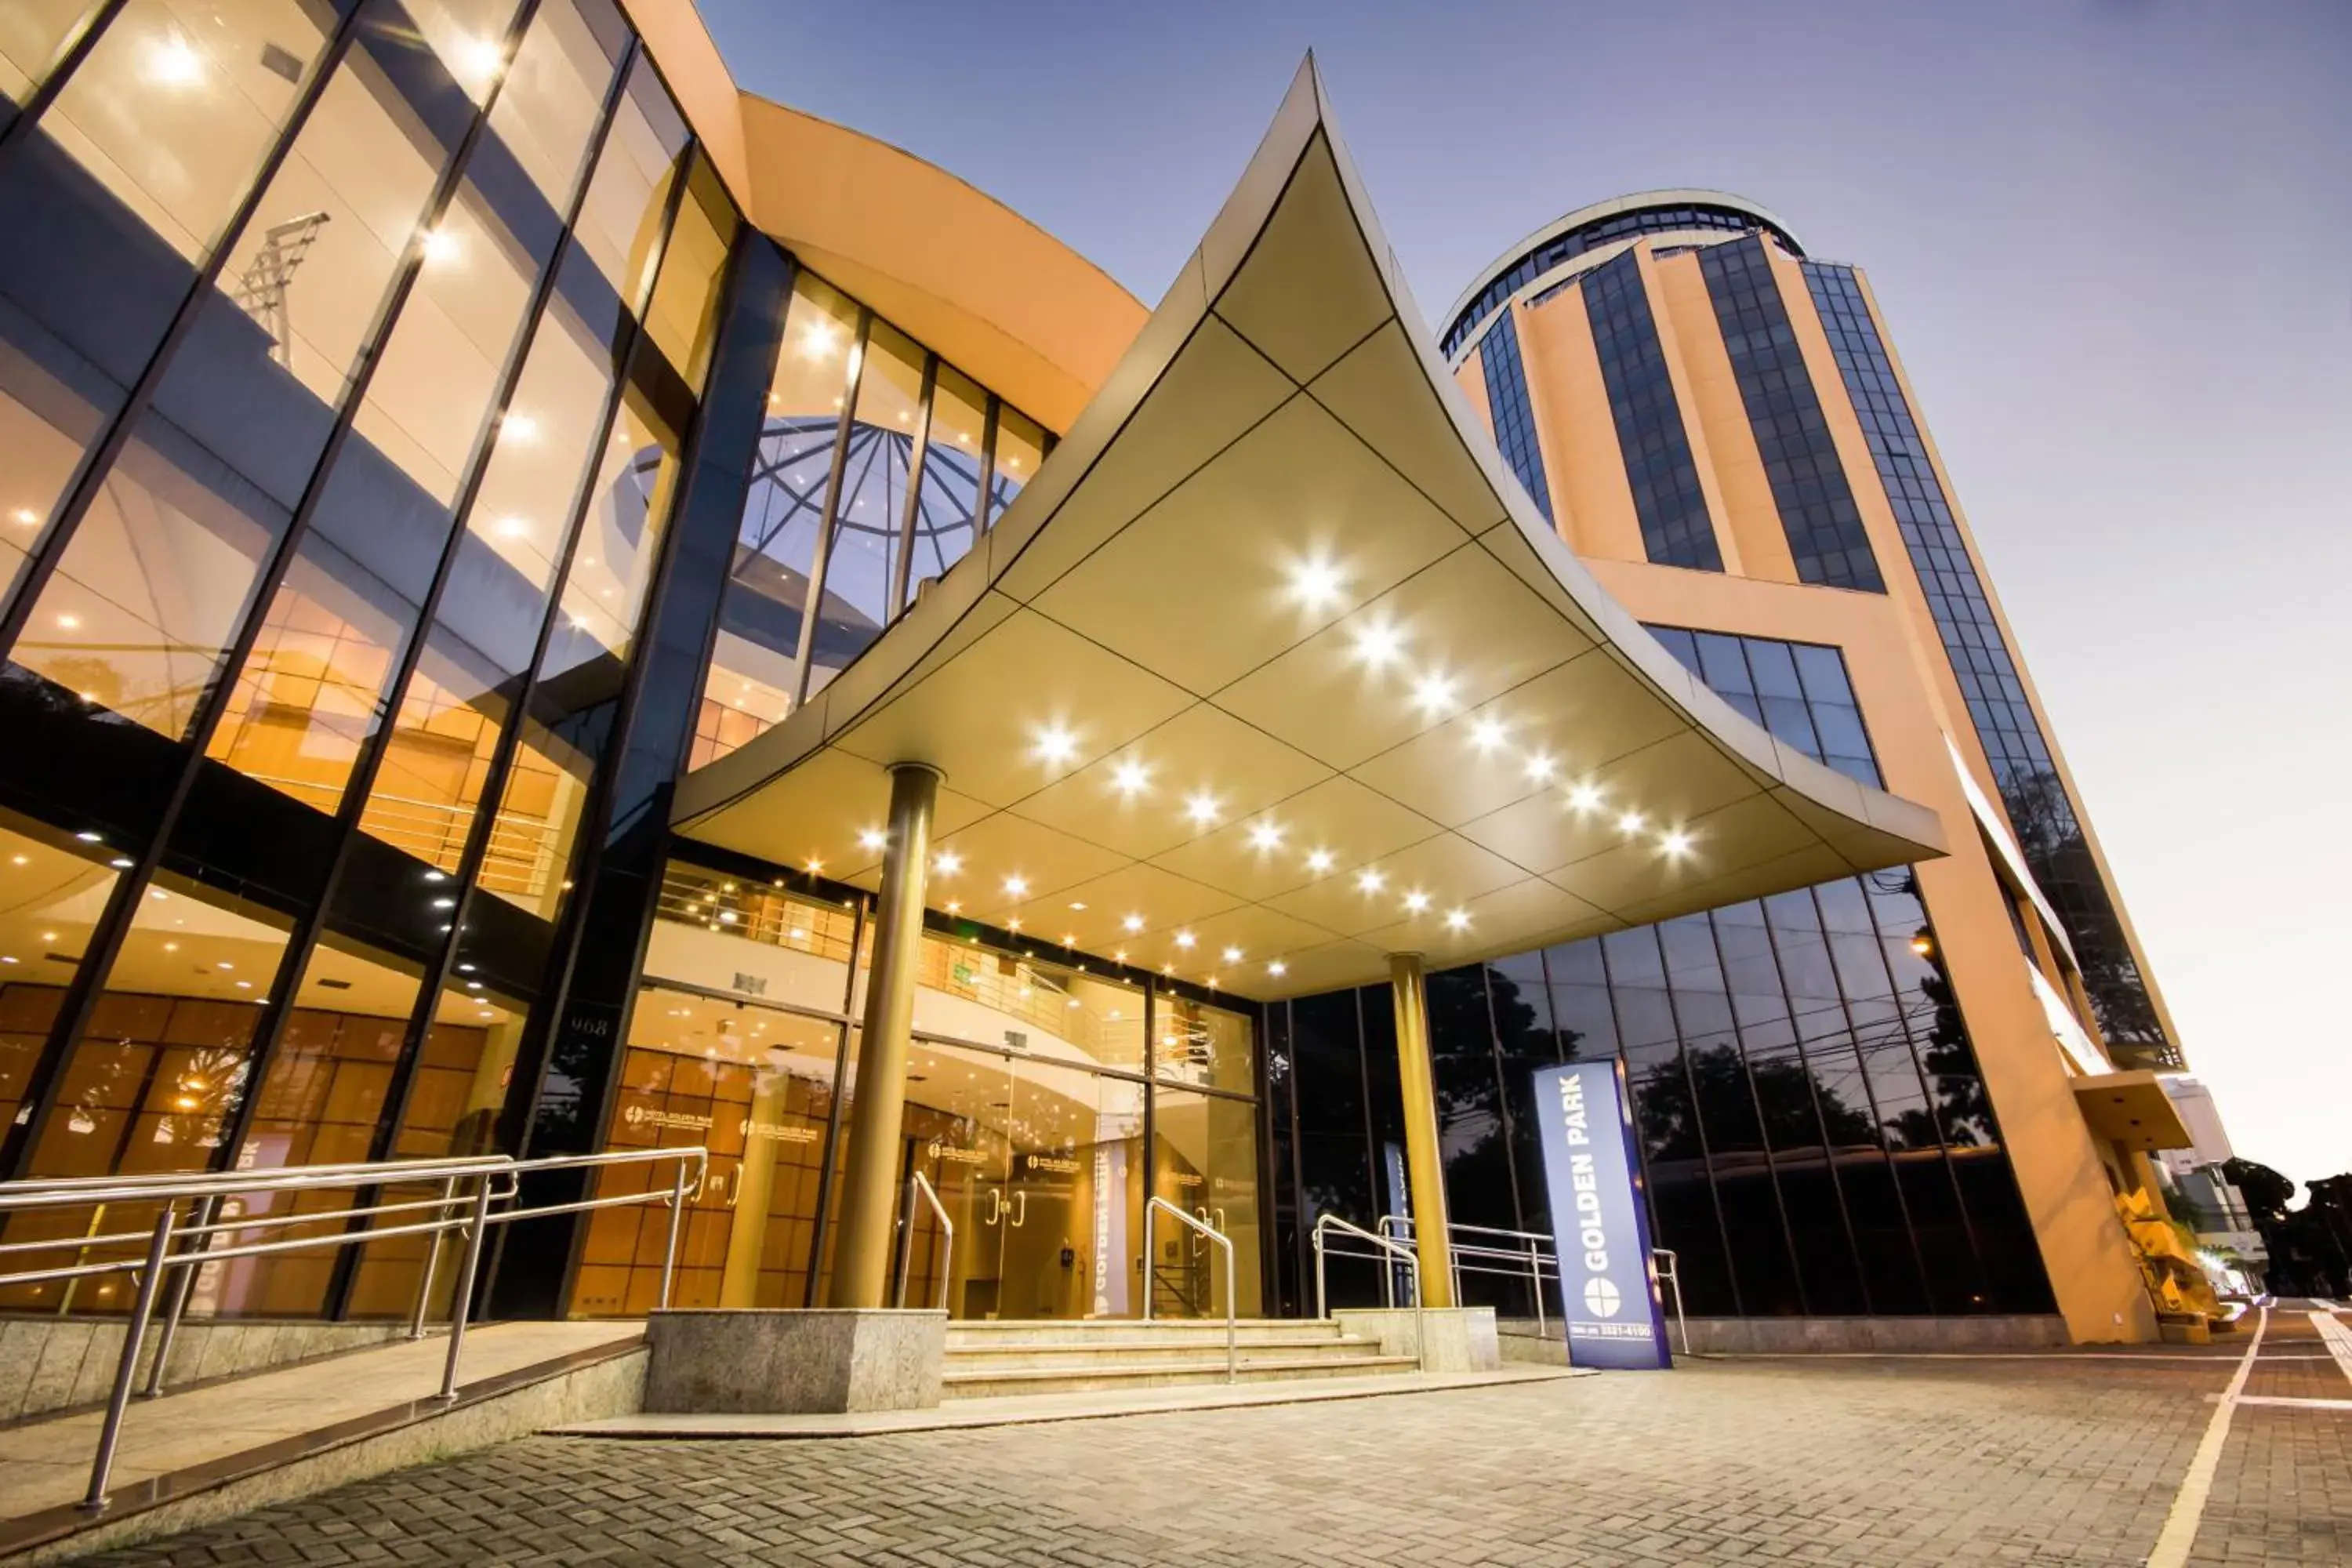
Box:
933;850;962;875
1351;620;1404;669
1003;874;1028;897
495;514;530;539
1033;724;1078;766
1469;715;1508;752
1007;916;1022;931
147;34;204;87
944;900;961;914
1402;889;1430;914
1289;556;1345;611
1123;913;1145;933
1112;758;1150;795
1617;811;1646;836
1174;931;1196;949
1445;908;1471;932
420;227;460;265
1659;830;1693;858
857;828;886;851
1221;946;1243;964
804;856;825;874
1524;753;1556;785
1068;901;1087;911
1247;820;1283;852
501;412;538;443
1114;949;1127;963
1910;934;1934;957
1305;848;1334;874
1566;782;1605;814
1268;960;1288;978
1356;868;1385;895
1185;792;1219;827
1412;672;1457;716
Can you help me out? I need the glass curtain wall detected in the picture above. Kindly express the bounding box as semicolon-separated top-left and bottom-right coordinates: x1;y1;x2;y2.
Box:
579;858;1261;1321
691;277;1054;769
0;0;742;1321
1264;633;2054;1322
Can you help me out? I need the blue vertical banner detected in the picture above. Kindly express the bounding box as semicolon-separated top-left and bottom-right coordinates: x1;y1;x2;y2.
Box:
1534;1061;1672;1370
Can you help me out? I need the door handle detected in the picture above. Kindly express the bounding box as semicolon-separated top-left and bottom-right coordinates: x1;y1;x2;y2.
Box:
1009;1191;1027;1228
984;1188;1004;1226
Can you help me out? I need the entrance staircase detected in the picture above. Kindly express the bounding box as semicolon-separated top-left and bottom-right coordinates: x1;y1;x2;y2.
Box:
942;1317;1417;1400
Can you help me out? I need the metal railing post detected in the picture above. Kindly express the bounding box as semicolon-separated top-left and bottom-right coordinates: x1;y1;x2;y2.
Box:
658;1161;688;1310
437;1178;494;1401
83;1205;175;1511
410;1174;459;1340
143;1192;219;1397
1142;1203;1156;1323
1527;1235;1545;1335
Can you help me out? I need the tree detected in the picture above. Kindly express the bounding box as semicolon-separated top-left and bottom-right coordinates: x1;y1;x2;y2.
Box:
2222;1159;2295;1226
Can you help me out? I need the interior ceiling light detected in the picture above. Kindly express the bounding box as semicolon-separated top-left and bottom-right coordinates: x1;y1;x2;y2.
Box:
1268;960;1287;977
1247;821;1283;851
1122;913;1145;933
501;412;537;442
147;34;204;87
1305;848;1334;874
1568;782;1605;814
1351;620;1403;668
1033;724;1078;767
933;850;962;874
1221;946;1243;963
1403;890;1430;913
1617;811;1646;835
1445;908;1471;931
1003;874;1028;897
1174;931;1196;949
1356;868;1385;894
804;856;824;873
1112;759;1150;795
1469;715;1508;751
420;227;460;265
857;828;886;851
1660;830;1693;857
1524;753;1556;784
1413;673;1457;715
1185;792;1219;826
1289;556;1345;611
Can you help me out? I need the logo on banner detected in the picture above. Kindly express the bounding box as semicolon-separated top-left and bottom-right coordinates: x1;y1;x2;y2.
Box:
1584;1277;1621;1318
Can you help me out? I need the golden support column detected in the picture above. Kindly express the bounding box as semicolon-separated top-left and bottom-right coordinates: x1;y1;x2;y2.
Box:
827;762;940;1308
1388;953;1455;1308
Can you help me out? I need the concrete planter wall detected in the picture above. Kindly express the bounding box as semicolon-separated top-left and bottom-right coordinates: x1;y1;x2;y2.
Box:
644;1308;947;1414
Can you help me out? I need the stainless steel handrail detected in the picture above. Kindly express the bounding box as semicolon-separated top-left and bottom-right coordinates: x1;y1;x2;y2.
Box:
1379;1214;1689;1356
893;1171;953;1311
0;1145;706;1514
1312;1213;1425;1373
1142;1197;1235;1382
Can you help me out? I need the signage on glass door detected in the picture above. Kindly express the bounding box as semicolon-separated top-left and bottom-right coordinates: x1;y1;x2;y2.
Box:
1532;1060;1671;1370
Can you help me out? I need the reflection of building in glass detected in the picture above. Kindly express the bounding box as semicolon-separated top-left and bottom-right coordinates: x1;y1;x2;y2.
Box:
0;4;2207;1351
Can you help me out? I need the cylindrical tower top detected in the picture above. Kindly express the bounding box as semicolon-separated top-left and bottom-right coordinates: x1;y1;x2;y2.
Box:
1439;190;1802;360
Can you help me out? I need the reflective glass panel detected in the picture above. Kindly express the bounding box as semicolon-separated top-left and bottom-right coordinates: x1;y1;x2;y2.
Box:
637;154;734;391
1150;1087;1262;1318
907;364;983;597
0;0;94;103
986;404;1043;523
566;51;685;316
1154;989;1254;1095
802;319;922;695
0;815;122;1138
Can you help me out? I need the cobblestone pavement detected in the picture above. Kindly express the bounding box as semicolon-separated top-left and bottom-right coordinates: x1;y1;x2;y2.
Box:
75;1311;2352;1567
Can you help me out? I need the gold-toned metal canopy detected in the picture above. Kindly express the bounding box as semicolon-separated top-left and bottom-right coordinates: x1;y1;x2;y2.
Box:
674;59;1947;1001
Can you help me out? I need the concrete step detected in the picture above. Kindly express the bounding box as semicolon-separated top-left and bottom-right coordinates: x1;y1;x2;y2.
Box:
944;1318;1343;1348
941;1353;1421;1400
944;1335;1392;1373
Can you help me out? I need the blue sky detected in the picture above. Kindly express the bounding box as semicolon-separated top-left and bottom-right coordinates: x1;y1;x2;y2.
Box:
700;0;2352;1186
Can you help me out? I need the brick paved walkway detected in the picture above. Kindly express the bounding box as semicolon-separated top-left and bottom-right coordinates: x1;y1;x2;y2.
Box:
74;1316;2352;1567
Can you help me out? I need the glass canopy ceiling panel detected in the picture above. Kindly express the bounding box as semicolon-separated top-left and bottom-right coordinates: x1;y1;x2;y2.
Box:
673;61;1944;1002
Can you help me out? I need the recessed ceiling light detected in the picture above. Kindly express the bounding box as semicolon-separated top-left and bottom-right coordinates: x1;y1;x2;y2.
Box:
1123;913;1145;933
1356;868;1385;894
1068;901;1087;911
501;412;537;442
858;828;886;851
1568;782;1605;813
1034;724;1078;766
1469;715;1508;751
1351;620;1403;668
804;856;825;873
1174;931;1196;949
1221;946;1243;963
1403;890;1430;913
1112;759;1150;795
1617;811;1646;835
1524;753;1556;784
1414;673;1456;715
1305;849;1334;874
1660;830;1692;857
1247;821;1283;851
1445;908;1471;931
1185;792;1219;826
934;850;962;874
1269;960;1287;977
1290;557;1345;611
1003;874;1028;897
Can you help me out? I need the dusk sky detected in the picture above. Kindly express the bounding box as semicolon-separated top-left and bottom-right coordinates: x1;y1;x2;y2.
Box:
701;0;2352;1187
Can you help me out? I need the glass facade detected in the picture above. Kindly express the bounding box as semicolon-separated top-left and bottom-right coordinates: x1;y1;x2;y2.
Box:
1265;634;2054;1322
1697;236;1883;593
1442;201;1804;361
1581;252;1721;571
576;858;1262;1319
693;274;1052;768
1802;262;2176;1069
0;0;753;1319
1475;309;1553;524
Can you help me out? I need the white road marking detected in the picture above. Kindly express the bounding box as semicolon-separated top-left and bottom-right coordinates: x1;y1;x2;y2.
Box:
2309;1311;2352;1388
2238;1394;2352;1411
2145;1302;2267;1568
